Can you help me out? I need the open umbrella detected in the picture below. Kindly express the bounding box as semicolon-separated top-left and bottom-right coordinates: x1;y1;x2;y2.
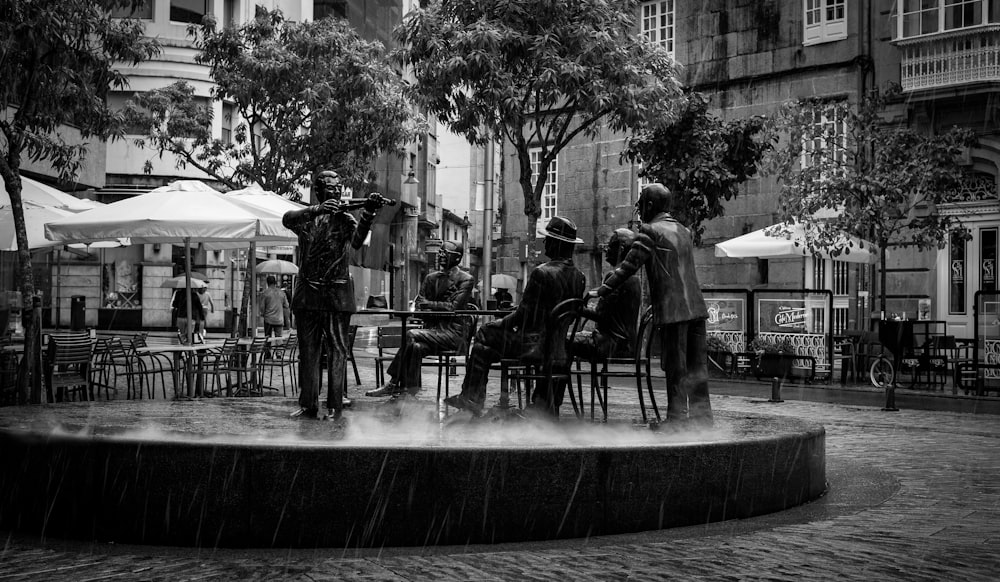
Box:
256;259;299;275
491;273;517;290
161;275;208;289
714;222;877;264
1;174;102;212
0;201;74;251
44;180;297;343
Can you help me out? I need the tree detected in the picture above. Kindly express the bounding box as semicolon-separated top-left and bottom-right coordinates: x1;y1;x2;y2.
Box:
622;91;773;244
394;0;683;237
761;85;977;316
0;0;158;403
126;8;419;199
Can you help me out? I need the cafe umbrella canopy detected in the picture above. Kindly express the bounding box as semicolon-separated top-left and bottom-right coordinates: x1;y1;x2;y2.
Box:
44;180;296;343
714;222;878;264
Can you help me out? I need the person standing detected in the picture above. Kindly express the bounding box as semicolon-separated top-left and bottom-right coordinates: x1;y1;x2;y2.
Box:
445;216;586;416
173;286;205;344
282;170;385;420
588;183;713;427
365;241;475;399
195;286;214;341
258;275;290;339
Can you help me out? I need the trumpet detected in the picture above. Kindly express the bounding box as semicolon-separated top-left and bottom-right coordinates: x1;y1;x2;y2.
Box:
337;192;397;211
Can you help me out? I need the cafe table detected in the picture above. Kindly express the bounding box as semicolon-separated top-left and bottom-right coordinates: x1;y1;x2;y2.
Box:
135;340;224;399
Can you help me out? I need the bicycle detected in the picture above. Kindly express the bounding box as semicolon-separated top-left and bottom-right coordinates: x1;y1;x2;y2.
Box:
869;346;895;388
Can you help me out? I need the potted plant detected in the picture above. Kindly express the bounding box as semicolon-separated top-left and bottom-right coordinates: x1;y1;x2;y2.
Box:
749;336;797;380
706;334;735;376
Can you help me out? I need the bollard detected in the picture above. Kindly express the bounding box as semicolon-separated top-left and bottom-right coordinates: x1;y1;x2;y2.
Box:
768;377;784;403
881;383;899;412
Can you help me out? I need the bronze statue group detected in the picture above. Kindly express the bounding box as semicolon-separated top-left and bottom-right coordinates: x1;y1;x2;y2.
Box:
284;171;712;428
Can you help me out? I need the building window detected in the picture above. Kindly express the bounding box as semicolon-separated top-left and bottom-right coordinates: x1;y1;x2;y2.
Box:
110;0;153;19
833;261;850;295
107;92;148;135
801;100;847;170
803;0;846;46
640;1;675;58
315;0;348;20
812;258;827;289
171;0;207;24
898;0;1000;39
950;230;967;314
530;148;558;232
221;102;234;145
982;228;997;292
222;0;238;28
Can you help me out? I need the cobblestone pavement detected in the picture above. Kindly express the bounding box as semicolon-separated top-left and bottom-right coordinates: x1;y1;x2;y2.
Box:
2;345;1000;581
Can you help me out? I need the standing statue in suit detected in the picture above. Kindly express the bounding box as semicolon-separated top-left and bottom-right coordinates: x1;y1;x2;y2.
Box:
283;170;384;420
589;183;713;427
446;216;586;417
365;240;476;399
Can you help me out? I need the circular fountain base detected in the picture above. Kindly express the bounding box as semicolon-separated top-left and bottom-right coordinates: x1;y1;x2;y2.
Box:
0;399;825;548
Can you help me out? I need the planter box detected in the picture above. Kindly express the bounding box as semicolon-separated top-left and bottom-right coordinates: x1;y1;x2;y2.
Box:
752;352;796;381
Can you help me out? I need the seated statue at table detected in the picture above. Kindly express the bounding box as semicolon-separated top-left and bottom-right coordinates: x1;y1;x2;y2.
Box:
570;228;642;363
445;216;586;417
365;241;476;399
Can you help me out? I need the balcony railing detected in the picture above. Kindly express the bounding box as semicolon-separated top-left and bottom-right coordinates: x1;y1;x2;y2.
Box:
896;25;1000;92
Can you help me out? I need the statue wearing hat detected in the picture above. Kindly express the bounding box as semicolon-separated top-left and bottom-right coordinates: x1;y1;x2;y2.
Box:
446;216;586;416
571;228;643;363
283;170;386;420
589;183;713;427
366;240;476;399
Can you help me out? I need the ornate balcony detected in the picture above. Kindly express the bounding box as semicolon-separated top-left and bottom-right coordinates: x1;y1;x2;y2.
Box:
896;25;1000;92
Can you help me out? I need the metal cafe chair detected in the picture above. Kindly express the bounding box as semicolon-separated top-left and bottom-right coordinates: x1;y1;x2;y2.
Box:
43;332;94;402
373;325;403;387
420;308;480;405
501;298;585;416
258;332;298;396
572;306;659;423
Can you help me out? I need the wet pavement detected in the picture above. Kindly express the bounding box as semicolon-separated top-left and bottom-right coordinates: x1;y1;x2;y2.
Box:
1;347;999;580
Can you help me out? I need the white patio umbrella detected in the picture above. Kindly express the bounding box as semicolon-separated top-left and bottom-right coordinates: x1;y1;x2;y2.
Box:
161;275;208;289
714;222;877;264
257;259;299;275
44;180;297;342
0;201;74;251
1;174;102;212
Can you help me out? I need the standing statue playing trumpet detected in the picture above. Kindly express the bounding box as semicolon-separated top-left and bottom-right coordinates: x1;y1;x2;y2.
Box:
283;170;394;420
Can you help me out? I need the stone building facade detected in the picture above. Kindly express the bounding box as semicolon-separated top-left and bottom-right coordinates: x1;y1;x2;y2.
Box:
498;0;1000;337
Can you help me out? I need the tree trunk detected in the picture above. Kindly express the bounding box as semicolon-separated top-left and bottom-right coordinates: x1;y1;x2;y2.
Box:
879;243;888;320
0;168;40;404
239;266;252;337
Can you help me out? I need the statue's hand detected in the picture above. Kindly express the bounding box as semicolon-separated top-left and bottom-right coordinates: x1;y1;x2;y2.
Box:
319;198;341;214
585;289;600;301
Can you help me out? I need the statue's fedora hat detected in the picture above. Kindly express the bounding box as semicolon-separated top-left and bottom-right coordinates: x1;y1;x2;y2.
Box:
538;216;584;244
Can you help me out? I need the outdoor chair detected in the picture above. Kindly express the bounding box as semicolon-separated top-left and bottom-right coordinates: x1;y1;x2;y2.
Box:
346;325;361;386
572;306;660;423
259;332;298;396
44;332;93;402
129;334;175;399
191;337;240;396
223;336;267;396
373;325;403;387
89;336;143;400
420;308;479;406
500;298;584;416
